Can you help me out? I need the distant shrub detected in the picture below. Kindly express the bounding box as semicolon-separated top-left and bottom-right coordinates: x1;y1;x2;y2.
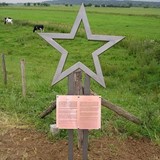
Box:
0;2;8;6
95;4;100;7
144;5;149;8
41;3;50;7
101;4;105;7
84;3;92;7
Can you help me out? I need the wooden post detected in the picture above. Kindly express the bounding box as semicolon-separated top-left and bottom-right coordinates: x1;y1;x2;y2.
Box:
67;70;84;159
68;72;74;160
82;73;90;160
20;59;26;97
68;129;74;160
1;54;7;85
74;70;84;149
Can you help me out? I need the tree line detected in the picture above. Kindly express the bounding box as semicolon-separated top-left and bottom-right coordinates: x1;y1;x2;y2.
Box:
24;3;50;7
48;0;160;8
0;2;9;6
1;1;160;8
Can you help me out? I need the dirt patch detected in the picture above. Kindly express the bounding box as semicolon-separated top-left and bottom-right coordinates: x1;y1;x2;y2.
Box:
0;128;160;160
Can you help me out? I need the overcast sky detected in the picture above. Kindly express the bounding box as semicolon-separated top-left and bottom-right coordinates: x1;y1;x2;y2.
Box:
0;0;160;3
0;0;47;3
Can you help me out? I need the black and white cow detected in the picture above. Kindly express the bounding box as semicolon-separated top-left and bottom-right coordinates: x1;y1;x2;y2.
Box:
4;17;13;24
33;25;44;32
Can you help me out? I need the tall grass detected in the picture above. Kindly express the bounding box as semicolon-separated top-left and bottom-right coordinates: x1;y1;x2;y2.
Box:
0;6;159;143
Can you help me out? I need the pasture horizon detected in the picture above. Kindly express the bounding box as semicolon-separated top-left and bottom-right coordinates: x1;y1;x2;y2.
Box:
0;5;160;40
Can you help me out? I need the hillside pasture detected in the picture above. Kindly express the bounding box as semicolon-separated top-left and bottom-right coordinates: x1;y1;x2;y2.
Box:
0;6;160;144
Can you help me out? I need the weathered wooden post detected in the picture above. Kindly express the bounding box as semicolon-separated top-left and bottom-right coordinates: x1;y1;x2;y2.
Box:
1;54;7;85
82;74;90;160
67;72;74;160
20;59;26;97
38;4;125;160
73;70;83;149
67;70;91;159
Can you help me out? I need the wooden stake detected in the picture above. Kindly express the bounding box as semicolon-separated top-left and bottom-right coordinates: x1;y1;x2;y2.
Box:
39;100;56;118
1;54;7;85
20;59;26;97
101;98;142;125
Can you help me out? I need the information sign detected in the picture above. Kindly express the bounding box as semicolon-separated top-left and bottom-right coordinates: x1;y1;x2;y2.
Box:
56;95;101;129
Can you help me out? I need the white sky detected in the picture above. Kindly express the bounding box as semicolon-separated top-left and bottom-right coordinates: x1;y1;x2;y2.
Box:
133;0;160;1
0;0;160;3
0;0;47;3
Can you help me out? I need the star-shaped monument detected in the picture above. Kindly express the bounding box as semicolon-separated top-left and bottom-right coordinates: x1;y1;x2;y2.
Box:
38;4;124;88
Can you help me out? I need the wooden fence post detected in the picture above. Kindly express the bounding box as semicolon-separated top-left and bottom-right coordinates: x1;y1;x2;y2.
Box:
1;54;7;85
20;59;26;97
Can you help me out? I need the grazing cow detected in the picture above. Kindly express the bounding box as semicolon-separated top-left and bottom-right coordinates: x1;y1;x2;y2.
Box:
4;17;13;24
33;25;44;32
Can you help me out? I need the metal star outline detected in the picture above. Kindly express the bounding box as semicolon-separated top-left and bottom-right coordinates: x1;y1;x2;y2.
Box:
38;4;124;88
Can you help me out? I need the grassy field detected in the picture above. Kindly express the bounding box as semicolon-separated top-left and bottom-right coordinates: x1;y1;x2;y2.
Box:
0;6;160;143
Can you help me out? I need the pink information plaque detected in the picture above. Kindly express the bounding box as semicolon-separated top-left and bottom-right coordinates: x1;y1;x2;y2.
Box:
56;95;101;129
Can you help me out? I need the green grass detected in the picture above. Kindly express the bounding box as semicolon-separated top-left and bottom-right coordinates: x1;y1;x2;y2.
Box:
0;6;160;143
0;6;160;39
